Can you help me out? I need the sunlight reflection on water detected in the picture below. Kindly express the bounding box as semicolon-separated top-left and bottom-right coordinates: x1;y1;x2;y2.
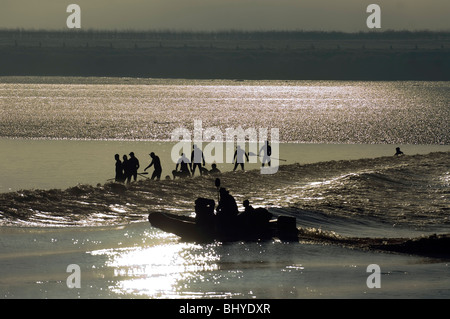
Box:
90;232;225;298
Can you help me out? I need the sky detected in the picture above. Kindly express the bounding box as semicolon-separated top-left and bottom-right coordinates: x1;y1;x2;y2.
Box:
0;0;449;32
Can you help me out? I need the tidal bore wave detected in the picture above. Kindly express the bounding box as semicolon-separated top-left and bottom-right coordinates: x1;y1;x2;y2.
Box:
1;152;449;258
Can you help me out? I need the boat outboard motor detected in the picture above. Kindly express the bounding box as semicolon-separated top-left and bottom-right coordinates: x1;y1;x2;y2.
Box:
276;216;299;241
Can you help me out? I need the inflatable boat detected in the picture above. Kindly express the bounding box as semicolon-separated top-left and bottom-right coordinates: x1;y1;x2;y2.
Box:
148;197;299;243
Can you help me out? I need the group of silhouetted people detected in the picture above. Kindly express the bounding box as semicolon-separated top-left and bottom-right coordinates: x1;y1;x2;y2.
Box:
115;152;140;184
113;146;223;184
172;147;221;180
115;144;405;184
113;142;275;183
233;141;272;171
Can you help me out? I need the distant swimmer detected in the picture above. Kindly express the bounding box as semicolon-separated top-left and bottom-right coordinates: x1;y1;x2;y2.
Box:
144;152;162;180
114;154;124;183
127;152;140;183
394;147;404;156
191;144;206;176
259;140;272;167
233;145;249;171
173;153;191;179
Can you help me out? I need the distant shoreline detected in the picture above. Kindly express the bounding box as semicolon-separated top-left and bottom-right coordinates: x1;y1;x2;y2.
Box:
1;30;449;80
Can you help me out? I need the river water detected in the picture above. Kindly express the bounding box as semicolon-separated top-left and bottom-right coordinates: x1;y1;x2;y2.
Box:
0;77;449;299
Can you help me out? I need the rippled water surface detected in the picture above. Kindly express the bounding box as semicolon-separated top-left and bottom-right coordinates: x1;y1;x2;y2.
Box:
1;77;448;143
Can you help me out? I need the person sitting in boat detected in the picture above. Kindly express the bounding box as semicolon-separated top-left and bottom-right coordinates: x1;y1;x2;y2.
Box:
216;188;239;230
217;188;238;215
239;199;272;227
194;197;216;229
243;199;254;214
238;199;255;226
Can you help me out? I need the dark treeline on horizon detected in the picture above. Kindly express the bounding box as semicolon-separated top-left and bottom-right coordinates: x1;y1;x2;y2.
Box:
0;29;448;80
1;28;449;41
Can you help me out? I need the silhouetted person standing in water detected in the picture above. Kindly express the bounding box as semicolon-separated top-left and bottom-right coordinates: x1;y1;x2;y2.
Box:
127;152;140;183
259;140;272;167
191;144;206;176
144;152;162;180
233;145;249;171
394;147;404;156
122;155;131;183
114;154;124;182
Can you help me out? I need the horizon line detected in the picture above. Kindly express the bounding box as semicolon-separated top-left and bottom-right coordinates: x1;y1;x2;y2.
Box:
1;28;450;34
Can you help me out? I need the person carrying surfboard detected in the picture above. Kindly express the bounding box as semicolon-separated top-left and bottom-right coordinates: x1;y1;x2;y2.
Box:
144;152;162;180
233;145;249;171
259;140;272;167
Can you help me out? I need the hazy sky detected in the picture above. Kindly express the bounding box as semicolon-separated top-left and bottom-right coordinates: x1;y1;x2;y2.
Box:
1;0;449;31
